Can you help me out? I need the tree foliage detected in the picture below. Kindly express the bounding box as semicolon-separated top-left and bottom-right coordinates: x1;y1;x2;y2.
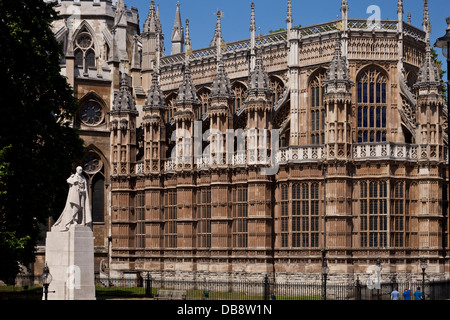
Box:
0;0;85;282
431;47;448;102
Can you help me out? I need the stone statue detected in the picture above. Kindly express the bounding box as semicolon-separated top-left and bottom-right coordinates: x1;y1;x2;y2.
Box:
52;166;92;232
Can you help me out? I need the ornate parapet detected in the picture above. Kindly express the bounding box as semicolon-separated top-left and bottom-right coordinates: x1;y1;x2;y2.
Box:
352;142;446;163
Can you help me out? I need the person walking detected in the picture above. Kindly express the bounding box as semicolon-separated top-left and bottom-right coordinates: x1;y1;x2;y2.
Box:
391;287;400;300
414;287;424;300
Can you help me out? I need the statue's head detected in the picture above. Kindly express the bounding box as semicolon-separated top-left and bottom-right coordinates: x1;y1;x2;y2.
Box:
76;166;83;175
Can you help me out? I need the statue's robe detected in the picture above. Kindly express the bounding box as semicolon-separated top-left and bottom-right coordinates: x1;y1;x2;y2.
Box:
52;174;92;231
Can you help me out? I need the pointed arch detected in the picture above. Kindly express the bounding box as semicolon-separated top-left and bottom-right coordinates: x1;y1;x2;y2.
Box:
308;67;327;145
72;21;100;73
198;87;211;119
356;65;389;143
77;91;108;127
82;145;110;223
73;20;100;57
165;91;178;124
270;75;285;106
231;81;247;115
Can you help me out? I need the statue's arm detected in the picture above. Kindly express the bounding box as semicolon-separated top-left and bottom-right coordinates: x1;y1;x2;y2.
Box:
67;174;76;185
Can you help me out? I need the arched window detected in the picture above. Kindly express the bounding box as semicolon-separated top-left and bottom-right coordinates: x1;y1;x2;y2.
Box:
136;191;145;248
292;182;320;248
79;99;105;126
357;67;387;143
82;151;105;223
197;188;211;248
360;180;388;248
391;182;409;248
164;189;177;248
166;93;177;123
406;71;417;92
232;185;248;248
270;77;284;106
198;88;211;117
280;184;289;248
232;83;247;115
74;28;96;74
310;70;326;145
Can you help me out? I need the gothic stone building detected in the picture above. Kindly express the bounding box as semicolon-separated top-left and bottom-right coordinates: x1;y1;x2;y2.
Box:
41;0;449;283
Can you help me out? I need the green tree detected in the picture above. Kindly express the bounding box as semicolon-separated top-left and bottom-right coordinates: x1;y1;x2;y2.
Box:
0;0;85;283
431;47;448;102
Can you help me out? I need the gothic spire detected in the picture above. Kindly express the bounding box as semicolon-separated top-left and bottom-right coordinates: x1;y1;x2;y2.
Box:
143;0;157;34
414;39;444;94
323;33;353;96
341;0;348;12
113;0;127;28
247;48;272;100
171;2;184;55
250;3;256;33
112;73;137;115
156;4;162;33
176;61;200;107
286;0;293;24
341;0;348;19
131;34;140;70
185;18;192;55
397;0;404;15
423;0;431;35
144;70;166;111
250;3;256;71
211;58;233;100
65;18;74;57
210;9;224;47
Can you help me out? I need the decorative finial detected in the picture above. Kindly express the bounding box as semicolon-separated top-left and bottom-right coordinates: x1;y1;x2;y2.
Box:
250;2;256;32
423;0;431;34
185;18;193;57
286;0;293;24
397;0;404;15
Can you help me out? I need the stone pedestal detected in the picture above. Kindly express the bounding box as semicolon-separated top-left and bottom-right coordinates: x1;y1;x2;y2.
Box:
44;225;96;300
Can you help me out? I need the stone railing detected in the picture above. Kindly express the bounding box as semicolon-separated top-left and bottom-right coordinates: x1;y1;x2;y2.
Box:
402;23;426;41
347;19;398;31
298;20;341;37
352;143;446;163
275;145;325;164
353;143;417;162
160;31;287;67
159;18;426;69
156;143;446;173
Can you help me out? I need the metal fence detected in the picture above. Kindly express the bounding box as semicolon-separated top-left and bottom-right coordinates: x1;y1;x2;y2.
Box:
94;275;450;300
3;275;449;300
354;279;450;300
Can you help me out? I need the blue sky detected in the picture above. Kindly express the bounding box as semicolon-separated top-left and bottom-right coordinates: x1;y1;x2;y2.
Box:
124;0;449;78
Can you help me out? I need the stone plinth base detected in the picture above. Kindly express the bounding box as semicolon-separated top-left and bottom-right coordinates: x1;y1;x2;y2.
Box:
44;225;96;300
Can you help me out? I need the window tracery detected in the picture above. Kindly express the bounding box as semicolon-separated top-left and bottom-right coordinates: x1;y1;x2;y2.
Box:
232;83;247;115
356;67;387;143
360;181;388;248
270;77;284;106
74;28;96;74
310;71;326;145
292;183;320;248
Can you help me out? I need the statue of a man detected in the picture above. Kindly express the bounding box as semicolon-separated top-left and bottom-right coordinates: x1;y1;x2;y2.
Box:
52;166;92;232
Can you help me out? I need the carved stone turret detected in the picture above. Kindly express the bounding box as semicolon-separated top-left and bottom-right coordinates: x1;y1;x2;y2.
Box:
143;70;167;174
110;73;138;176
323;34;353;160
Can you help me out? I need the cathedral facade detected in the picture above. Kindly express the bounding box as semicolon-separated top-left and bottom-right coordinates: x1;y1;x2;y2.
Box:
43;0;449;283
